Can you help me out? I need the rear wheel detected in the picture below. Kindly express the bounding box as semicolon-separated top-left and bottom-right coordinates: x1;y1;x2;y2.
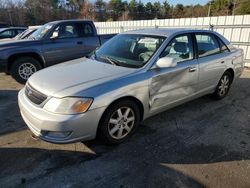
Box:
98;100;140;145
213;71;232;100
10;57;42;84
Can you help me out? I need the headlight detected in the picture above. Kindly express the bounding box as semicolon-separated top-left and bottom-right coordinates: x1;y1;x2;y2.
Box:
43;97;93;115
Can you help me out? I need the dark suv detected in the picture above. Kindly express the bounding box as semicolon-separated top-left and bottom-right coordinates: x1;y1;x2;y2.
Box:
0;20;115;83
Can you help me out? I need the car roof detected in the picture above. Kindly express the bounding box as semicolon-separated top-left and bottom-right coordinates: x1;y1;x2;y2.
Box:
48;19;93;24
123;28;215;37
122;28;231;47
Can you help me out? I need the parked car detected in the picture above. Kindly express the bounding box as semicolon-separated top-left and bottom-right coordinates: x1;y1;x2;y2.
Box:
18;29;244;144
0;27;39;42
14;27;38;39
0;20;115;83
0;27;26;39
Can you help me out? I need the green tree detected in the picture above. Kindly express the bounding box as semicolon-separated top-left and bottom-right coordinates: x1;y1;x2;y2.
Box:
108;0;125;21
153;1;161;19
173;3;184;18
128;0;138;20
160;0;171;18
95;0;107;21
145;2;154;19
235;0;250;15
209;0;234;16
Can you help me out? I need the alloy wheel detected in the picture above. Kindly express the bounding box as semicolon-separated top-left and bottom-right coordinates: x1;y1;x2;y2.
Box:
218;74;230;97
18;63;37;80
108;107;135;140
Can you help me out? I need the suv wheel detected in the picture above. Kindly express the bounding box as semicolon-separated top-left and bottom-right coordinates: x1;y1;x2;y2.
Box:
10;57;42;84
98;100;140;145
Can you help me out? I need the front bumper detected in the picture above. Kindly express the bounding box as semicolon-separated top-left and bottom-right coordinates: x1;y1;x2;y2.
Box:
18;88;106;143
0;59;8;72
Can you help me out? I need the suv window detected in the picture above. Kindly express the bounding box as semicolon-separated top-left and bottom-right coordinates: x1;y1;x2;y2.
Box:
54;23;79;39
195;34;220;57
17;29;25;34
81;23;94;36
160;34;194;63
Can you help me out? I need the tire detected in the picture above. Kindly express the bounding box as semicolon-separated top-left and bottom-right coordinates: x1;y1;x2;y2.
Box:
10;57;42;84
212;71;232;100
98;100;140;145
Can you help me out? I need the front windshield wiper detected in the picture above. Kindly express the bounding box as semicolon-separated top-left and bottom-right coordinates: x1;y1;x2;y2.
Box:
100;55;123;66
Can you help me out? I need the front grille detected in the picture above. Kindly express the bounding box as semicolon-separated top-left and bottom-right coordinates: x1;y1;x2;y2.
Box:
25;84;47;105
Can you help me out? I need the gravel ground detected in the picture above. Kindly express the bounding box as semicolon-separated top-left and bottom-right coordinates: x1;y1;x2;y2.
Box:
0;70;250;188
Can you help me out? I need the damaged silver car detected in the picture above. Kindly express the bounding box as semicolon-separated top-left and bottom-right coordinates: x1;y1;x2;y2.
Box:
18;29;244;144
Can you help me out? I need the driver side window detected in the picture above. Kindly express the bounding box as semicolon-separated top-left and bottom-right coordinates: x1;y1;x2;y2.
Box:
53;23;79;39
160;34;194;63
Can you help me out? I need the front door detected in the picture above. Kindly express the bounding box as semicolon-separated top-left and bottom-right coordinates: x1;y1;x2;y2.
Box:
149;34;199;112
42;22;83;66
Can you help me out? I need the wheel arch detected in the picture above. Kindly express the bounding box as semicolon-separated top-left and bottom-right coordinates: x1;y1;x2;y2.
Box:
7;52;45;72
225;68;235;84
96;96;144;133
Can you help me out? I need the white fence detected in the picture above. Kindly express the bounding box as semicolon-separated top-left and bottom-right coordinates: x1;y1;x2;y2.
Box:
95;15;250;67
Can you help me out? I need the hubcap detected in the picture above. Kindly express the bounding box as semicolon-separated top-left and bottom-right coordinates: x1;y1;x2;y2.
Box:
108;107;135;140
18;63;37;80
218;75;230;96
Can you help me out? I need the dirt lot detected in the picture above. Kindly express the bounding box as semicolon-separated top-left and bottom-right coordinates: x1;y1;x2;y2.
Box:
0;70;250;188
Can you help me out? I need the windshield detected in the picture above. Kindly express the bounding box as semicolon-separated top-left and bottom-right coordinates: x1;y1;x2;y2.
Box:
28;23;54;40
14;29;29;39
94;34;165;68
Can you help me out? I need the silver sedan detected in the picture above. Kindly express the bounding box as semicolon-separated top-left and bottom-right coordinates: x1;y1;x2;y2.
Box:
18;29;244;144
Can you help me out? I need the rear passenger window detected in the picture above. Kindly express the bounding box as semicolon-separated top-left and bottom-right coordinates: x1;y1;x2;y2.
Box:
160;34;194;63
195;34;220;57
217;37;229;52
17;29;25;34
82;23;94;36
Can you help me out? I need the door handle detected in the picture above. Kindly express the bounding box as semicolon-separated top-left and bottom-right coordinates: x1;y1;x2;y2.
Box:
77;41;83;45
189;67;197;72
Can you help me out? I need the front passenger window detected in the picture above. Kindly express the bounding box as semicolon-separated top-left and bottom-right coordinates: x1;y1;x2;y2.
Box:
160;34;193;63
54;24;79;39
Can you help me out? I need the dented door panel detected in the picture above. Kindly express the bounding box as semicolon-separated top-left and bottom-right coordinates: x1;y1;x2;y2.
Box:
149;59;199;111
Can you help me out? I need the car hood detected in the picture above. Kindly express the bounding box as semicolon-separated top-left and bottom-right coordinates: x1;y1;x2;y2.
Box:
28;58;137;97
0;39;37;49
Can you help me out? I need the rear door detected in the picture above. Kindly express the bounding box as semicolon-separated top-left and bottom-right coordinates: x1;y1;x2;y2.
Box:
76;22;100;56
149;34;199;111
42;22;83;66
195;33;226;92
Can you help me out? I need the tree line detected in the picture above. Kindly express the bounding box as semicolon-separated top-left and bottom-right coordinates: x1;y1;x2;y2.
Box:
0;0;249;26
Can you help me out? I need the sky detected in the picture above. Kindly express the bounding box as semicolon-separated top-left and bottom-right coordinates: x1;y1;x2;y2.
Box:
139;0;208;5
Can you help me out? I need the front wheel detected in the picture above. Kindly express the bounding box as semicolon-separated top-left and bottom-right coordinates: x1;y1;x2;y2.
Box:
213;71;232;100
98;100;140;145
10;57;42;84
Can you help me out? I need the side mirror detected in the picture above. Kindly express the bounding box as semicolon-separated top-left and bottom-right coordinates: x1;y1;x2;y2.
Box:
50;31;59;40
155;57;177;69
